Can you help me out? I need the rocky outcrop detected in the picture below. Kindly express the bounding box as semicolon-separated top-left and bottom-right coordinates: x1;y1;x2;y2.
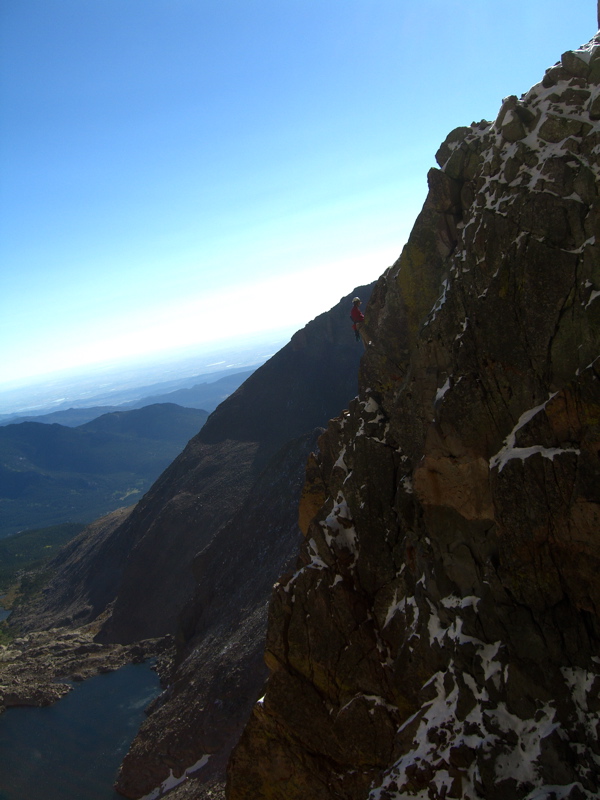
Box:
227;36;600;800
0;623;171;714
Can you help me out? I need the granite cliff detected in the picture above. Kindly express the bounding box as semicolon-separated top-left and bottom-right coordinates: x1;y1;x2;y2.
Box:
227;36;600;800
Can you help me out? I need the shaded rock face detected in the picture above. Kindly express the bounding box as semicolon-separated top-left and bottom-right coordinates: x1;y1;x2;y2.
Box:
101;283;373;645
228;37;600;800
115;430;321;799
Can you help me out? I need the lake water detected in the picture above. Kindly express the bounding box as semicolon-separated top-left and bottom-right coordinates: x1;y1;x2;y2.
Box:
0;661;161;800
0;599;11;622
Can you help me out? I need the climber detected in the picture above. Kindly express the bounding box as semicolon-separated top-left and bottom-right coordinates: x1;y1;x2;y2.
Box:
350;297;368;345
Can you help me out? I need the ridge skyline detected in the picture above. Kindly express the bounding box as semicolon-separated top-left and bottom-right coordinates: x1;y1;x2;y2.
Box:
0;328;295;418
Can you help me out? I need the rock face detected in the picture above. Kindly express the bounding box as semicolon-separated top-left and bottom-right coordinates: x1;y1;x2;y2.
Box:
227;37;600;800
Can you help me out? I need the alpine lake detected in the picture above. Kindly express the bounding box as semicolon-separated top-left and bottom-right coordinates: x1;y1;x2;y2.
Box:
0;660;161;800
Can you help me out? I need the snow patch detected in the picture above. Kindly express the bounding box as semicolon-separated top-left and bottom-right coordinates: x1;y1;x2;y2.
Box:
306;538;328;569
364;396;380;414
488;394;578;473
337;693;397;719
479;641;502;684
455;317;469;342
333;446;349;475
140;755;211;800
561;665;599;734
434;377;451;405
586;288;600;308
283;538;328;591
440;594;480;611
426;279;449;324
320;493;358;557
361;395;385;425
401;474;413;494
493;703;558;785
384;591;419;635
570;43;599;64
491;444;580;472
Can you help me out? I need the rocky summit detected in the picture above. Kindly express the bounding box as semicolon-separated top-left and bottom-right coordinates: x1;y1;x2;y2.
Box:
227;36;600;800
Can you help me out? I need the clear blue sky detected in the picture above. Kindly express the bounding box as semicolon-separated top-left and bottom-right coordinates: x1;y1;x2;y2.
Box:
0;0;594;386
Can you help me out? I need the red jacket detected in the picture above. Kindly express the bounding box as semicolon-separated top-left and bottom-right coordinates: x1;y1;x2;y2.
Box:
350;305;364;326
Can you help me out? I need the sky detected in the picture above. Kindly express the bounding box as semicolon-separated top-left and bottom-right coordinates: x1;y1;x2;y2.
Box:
0;0;595;388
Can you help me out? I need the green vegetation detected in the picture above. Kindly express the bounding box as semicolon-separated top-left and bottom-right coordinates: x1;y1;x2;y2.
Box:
0;622;14;644
12;568;53;608
0;403;208;537
0;522;85;595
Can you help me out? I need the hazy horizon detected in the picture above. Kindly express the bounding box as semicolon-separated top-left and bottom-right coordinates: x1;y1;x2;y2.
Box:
0;324;296;391
0;329;294;418
1;1;594;386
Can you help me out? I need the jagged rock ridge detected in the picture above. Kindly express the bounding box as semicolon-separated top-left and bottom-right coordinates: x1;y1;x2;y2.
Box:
227;36;600;800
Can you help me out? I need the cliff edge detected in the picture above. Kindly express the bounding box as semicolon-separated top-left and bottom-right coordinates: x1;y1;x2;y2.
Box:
228;36;600;800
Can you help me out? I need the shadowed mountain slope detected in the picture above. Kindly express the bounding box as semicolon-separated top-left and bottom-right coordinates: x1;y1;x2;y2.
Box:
14;284;373;643
0;369;254;428
0;404;208;537
115;428;322;799
100;284;375;646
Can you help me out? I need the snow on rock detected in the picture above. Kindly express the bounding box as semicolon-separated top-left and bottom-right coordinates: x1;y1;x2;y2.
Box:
228;35;600;800
320;492;359;558
434;376;451;405
489;392;582;473
368;660;583;800
425;279;450;325
140;755;210;800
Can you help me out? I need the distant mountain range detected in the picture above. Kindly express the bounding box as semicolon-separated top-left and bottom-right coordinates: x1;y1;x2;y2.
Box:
0;369;254;427
0;403;208;538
